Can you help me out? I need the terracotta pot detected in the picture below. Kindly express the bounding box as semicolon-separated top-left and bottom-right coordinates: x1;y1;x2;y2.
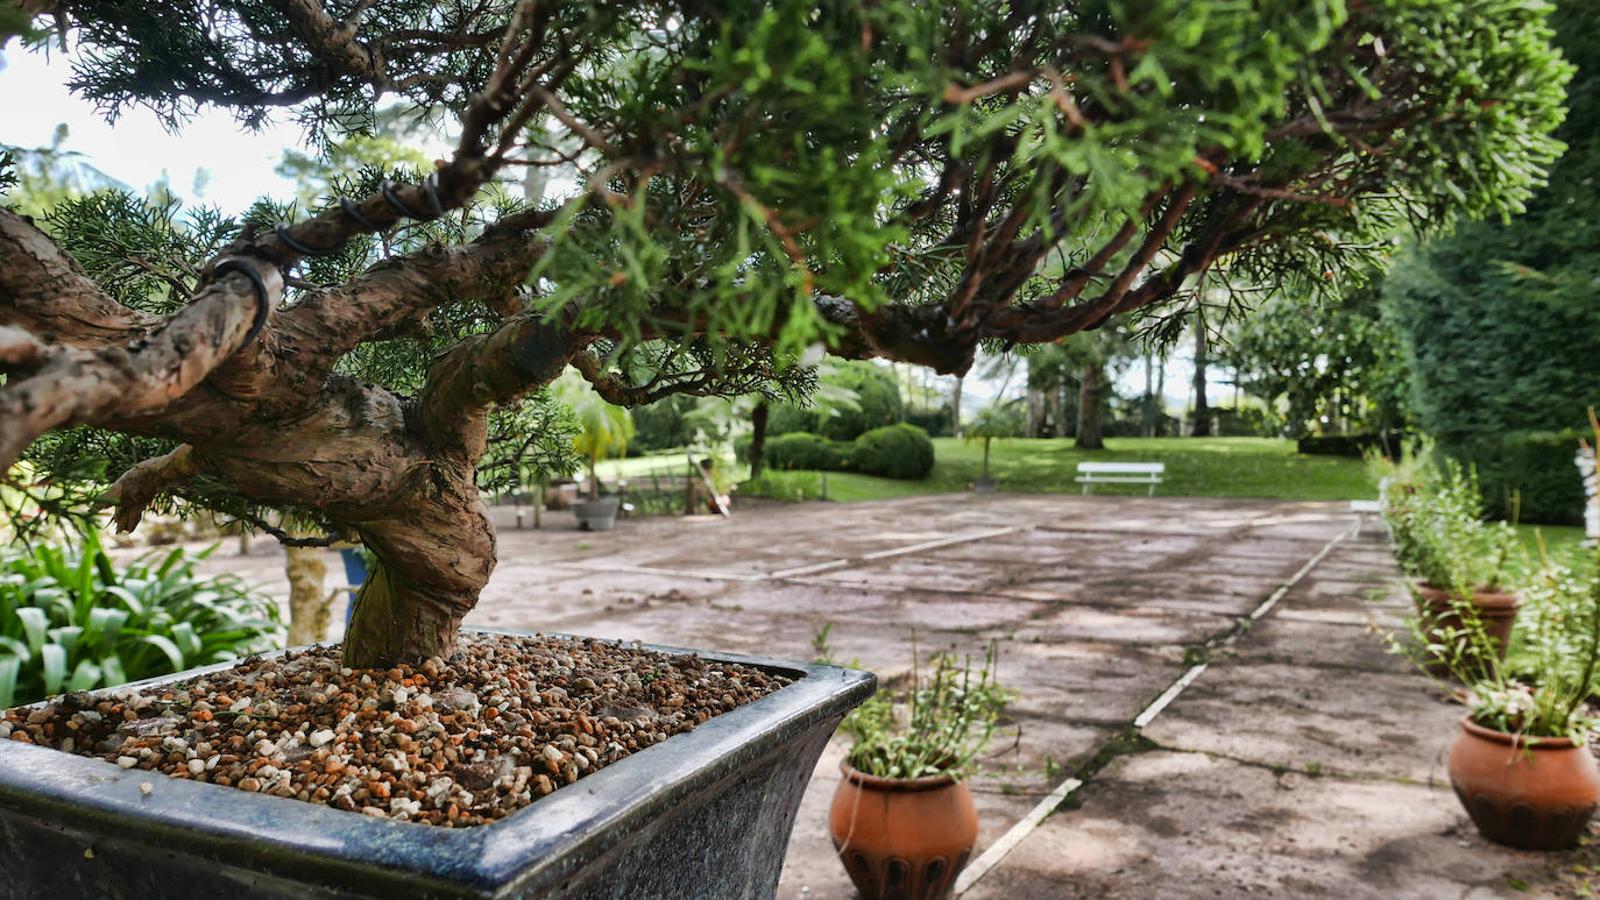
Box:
1414;581;1520;666
1448;716;1600;850
829;761;979;900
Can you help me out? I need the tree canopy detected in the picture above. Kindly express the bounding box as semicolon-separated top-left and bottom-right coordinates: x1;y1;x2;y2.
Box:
0;0;1574;665
1379;0;1596;522
1222;281;1409;439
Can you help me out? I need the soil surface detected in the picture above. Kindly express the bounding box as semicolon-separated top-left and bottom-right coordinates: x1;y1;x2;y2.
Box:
0;634;788;827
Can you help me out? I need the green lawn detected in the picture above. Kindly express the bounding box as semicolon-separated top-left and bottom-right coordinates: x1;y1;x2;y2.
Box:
1510;523;1591;579
739;436;1379;504
595;451;708;481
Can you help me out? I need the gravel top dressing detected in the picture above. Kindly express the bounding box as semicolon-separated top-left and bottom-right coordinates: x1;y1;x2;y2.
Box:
0;634;790;827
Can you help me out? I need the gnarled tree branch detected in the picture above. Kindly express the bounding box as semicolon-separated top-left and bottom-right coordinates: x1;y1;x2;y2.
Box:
0;259;281;471
102;444;199;533
0;209;159;348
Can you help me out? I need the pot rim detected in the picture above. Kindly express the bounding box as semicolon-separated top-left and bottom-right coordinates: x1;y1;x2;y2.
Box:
838;758;961;792
1414;580;1521;610
1459;715;1585;750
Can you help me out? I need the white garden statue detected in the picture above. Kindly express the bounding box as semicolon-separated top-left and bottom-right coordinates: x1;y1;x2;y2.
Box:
1577;445;1598;543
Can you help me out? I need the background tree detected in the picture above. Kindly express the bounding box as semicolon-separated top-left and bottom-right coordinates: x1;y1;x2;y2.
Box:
1189;316;1212;437
0;0;1571;667
965;402;1024;485
1382;0;1598;524
1024;344;1072;438
1066;326;1136;449
1222;281;1409;439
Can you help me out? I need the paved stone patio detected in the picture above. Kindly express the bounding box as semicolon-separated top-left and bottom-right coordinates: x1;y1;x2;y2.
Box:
178;494;1596;897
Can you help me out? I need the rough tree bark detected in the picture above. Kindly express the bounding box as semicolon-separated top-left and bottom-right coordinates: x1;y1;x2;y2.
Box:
1154;355;1168;437
950;376;964;438
1025;385;1045;438
1075;362;1105;450
1139;353;1153;437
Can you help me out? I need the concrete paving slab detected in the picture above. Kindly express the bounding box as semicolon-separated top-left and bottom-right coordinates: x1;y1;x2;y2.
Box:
999;640;1190;726
960;751;1553;900
1013;605;1234;647
1027;570;1280;613
1140;661;1459;783
1232;616;1412;676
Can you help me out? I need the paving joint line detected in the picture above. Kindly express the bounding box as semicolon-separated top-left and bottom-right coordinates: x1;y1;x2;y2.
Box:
552;527;1024;585
953;516;1359;897
1144;740;1448;790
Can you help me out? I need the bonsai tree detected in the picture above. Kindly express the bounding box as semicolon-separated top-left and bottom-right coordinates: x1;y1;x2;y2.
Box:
966;402;1024;486
0;1;1572;668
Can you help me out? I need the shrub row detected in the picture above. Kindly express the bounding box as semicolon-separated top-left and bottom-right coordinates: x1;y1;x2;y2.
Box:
1437;430;1588;526
762;424;935;480
1296;431;1408;457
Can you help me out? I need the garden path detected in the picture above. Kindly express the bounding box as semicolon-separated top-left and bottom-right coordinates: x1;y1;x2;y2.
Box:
178;495;1595;897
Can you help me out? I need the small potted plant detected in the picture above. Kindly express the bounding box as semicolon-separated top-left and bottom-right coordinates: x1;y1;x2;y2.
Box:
830;644;1010;900
562;376;635;532
1384;459;1520;676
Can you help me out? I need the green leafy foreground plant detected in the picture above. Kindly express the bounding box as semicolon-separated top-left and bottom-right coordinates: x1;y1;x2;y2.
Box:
1384;540;1600;740
0;534;281;708
1385;459;1518;598
841;643;1011;781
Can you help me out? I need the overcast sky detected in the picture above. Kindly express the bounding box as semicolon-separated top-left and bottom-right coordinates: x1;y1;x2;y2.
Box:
1;43;1223;417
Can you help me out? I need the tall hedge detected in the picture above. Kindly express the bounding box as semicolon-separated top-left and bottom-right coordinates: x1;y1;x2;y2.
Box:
1382;1;1600;524
1434;431;1588;526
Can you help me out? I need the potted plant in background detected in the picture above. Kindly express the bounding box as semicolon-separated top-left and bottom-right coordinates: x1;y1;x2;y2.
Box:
1384;459;1521;677
561;375;635;532
830;645;1011;900
964;403;1022;493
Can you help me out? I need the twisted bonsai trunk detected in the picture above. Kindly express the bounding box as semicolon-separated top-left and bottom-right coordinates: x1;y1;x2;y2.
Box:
341;467;498;667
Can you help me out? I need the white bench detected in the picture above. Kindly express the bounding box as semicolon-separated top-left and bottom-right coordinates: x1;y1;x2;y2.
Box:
1076;461;1164;496
1349;475;1392;515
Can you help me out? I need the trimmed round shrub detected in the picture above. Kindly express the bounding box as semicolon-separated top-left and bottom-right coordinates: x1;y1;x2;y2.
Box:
763;432;851;471
768;361;905;441
851;424;935;479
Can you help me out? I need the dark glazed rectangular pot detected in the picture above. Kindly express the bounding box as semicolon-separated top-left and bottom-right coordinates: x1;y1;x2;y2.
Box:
0;631;876;899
